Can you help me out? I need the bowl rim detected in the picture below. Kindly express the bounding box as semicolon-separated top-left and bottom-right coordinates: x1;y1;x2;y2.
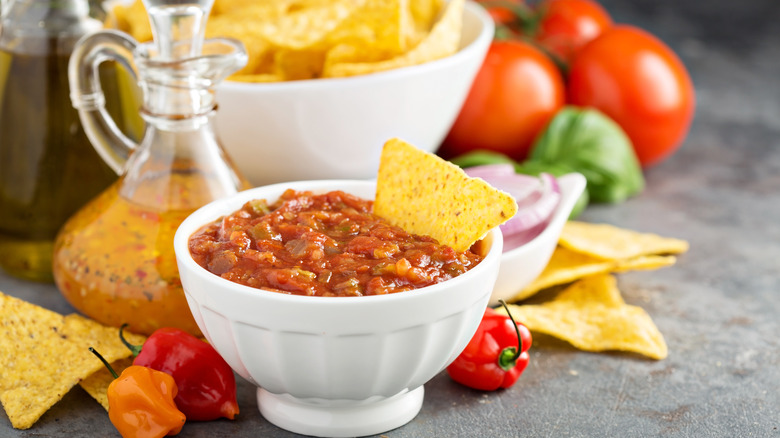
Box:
173;179;503;308
216;1;494;92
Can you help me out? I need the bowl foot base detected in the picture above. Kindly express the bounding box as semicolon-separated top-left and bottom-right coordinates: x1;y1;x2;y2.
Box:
257;386;424;437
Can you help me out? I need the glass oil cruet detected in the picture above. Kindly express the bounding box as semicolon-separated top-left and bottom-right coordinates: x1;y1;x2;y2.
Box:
53;0;250;335
0;0;119;282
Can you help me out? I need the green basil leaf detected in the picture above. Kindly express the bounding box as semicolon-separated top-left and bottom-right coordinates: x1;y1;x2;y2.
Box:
448;150;516;168
528;106;644;203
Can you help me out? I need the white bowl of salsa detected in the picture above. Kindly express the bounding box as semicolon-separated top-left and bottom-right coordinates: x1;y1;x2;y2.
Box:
173;179;502;437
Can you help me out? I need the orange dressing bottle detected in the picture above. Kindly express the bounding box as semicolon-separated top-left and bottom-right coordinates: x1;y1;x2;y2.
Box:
53;0;249;335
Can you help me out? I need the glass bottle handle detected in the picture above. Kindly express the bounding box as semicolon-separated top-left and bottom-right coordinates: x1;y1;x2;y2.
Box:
69;29;141;175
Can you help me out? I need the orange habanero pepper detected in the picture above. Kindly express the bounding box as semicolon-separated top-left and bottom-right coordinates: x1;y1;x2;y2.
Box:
90;348;186;438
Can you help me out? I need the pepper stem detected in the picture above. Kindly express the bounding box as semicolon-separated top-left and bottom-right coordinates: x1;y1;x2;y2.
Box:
118;323;143;356
89;347;119;379
497;299;523;371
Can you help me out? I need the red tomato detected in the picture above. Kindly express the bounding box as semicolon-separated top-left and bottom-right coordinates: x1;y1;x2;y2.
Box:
440;40;566;161
567;25;696;167
534;0;612;64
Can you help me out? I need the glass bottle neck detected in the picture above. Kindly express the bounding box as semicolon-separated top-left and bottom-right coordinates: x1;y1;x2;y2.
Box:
138;63;218;122
134;36;245;120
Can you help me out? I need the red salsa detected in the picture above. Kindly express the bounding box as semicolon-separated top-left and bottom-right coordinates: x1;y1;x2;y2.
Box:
188;189;484;297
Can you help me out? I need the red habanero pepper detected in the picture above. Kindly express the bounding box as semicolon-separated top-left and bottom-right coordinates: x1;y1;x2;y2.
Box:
89;348;186;438
446;301;532;391
120;325;239;421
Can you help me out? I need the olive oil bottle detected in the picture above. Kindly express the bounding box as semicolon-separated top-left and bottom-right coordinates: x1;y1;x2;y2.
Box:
0;0;140;281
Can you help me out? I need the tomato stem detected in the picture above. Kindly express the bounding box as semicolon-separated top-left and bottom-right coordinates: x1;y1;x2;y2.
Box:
481;0;569;73
482;0;542;36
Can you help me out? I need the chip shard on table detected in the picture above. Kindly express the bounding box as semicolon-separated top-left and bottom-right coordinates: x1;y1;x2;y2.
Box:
560;221;690;260
512;246;678;302
508;220;690;302
499;274;668;360
374;138;517;253
0;291;145;429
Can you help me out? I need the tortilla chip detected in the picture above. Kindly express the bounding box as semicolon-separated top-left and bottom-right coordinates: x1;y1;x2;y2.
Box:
323;0;463;77
499;274;668;360
0;292;145;429
374;138;517;253
409;0;444;33
252;1;360;51
205;20;275;76
560;221;690;261
110;1;152;42
229;73;285;83
79;357;135;411
512;246;677;302
110;0;459;81
325;0;408;56
273;48;327;80
211;0;287;16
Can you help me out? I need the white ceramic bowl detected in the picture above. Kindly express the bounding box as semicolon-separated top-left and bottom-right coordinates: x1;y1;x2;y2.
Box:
491;173;587;305
173;180;502;437
214;1;494;186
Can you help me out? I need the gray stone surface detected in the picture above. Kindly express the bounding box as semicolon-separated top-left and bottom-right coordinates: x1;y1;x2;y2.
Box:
2;0;779;436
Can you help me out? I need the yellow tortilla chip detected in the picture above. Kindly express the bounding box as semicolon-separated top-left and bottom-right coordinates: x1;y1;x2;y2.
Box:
205;19;275;76
499;274;668;360
109;1;152;42
229;73;284;83
409;0;444;33
0;292;145;429
253;1;360;51
325;0;409;57
110;0;459;81
79;357;135;411
211;0;288;16
512;246;677;302
560;221;690;261
273;48;327;80
403;0;440;50
374;138;517;253
323;0;463;78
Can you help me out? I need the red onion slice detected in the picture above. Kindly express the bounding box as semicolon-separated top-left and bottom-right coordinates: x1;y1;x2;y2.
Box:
462;163;516;180
465;166;542;209
465;166;562;251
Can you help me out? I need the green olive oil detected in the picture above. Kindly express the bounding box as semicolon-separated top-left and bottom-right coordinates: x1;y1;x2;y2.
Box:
0;47;118;282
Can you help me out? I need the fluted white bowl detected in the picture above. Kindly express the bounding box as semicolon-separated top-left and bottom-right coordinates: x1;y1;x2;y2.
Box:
173;179;502;437
214;1;494;186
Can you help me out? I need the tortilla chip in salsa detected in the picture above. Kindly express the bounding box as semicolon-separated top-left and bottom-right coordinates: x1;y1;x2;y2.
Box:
374;138;517;253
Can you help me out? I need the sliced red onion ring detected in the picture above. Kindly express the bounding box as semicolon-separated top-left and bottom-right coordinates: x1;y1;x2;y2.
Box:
462;163;516;180
465;166;561;251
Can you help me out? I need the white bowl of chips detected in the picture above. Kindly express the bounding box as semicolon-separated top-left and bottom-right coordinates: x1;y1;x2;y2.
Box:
492;173;588;305
213;0;494;186
173;177;503;437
